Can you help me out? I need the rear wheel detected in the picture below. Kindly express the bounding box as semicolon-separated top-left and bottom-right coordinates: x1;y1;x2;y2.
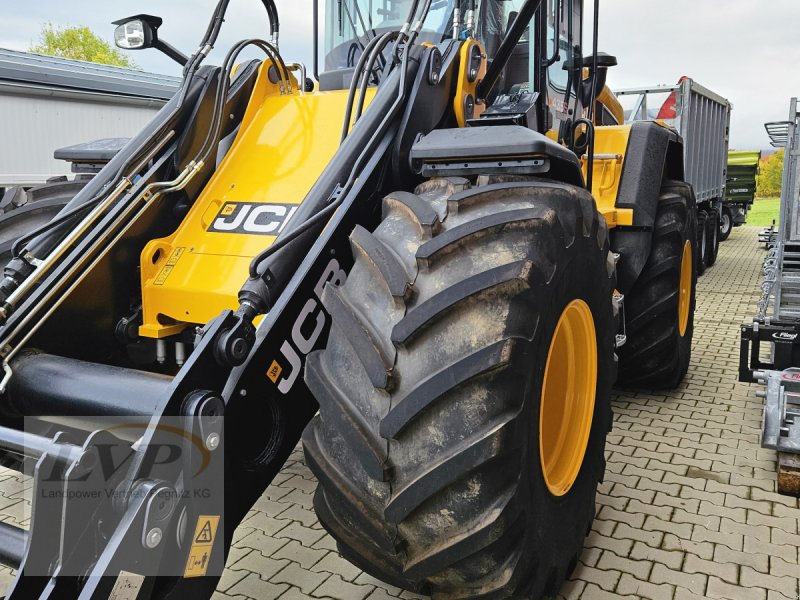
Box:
303;177;617;599
719;204;734;241
705;208;719;267
616;180;697;389
696;210;707;276
0;180;83;264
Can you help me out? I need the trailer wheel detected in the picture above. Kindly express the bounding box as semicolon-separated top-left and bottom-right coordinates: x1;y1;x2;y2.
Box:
303;177;616;599
0;180;84;264
705;209;719;267
617;180;696;389
719;204;734;241
696;210;707;276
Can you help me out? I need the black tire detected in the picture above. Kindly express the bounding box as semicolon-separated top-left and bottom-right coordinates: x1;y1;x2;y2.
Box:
705;209;719;267
696;210;707;276
616;180;697;389
719;204;734;241
303;177;617;599
0;180;83;264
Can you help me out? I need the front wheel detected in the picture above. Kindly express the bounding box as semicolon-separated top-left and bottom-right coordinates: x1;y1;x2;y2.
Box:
303;177;617;599
719;204;734;241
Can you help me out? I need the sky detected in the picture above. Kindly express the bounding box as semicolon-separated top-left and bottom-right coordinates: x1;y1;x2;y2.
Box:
1;0;798;150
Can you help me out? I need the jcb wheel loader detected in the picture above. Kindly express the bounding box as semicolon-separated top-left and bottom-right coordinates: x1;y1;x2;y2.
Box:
0;0;696;598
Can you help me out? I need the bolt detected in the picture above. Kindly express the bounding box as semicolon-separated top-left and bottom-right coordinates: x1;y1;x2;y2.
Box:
231;338;248;359
145;527;163;549
206;432;220;451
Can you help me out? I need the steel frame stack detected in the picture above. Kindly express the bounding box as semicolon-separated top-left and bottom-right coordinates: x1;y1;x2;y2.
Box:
739;98;800;495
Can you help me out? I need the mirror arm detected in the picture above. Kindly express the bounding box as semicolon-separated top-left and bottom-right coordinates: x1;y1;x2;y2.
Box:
155;40;189;66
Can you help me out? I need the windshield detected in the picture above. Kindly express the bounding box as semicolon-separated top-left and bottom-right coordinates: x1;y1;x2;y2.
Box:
324;0;459;71
321;0;550;100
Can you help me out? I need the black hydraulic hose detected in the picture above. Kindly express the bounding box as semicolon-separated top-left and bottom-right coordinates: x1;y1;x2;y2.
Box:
248;197;342;278
14;39;284;261
250;48;413;280
203;0;231;45
12;195;104;258
390;0;421;61
12;127;178;258
406;0;434;48
184;0;231;76
340;33;387;143
7;0;245;264
354;31;397;123
194;39;290;170
260;0;280;39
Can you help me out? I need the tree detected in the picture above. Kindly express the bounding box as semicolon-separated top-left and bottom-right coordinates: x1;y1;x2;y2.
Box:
29;23;138;69
757;149;784;198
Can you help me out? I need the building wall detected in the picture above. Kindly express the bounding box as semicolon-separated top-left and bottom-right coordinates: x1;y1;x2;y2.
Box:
0;85;166;186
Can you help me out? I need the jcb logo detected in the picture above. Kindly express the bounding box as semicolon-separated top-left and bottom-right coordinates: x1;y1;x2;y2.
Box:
271;258;346;394
209;202;298;235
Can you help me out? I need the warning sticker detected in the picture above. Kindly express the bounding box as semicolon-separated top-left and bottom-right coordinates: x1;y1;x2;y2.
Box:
195;520;215;544
109;571;145;600
153;247;186;286
267;360;283;384
183;515;220;578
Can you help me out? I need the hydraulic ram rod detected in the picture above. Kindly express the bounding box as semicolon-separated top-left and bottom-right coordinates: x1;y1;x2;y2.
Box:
0;521;27;569
0;425;82;464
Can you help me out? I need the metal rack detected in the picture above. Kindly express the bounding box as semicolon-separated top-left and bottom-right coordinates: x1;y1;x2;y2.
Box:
764;99;800;320
740;98;800;494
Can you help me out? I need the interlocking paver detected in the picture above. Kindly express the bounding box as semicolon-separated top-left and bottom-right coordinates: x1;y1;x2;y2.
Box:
616;573;674;600
0;228;796;599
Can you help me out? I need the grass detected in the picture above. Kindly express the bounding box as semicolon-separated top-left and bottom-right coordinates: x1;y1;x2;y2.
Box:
745;197;780;227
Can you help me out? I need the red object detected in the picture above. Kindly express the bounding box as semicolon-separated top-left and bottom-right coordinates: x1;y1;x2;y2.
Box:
657;76;690;119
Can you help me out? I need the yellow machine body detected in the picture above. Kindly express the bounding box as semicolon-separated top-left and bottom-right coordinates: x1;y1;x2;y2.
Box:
139;63;374;338
585;124;634;228
138;56;642;338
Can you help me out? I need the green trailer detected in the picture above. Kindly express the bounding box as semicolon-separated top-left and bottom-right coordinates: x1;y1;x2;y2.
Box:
721;150;761;240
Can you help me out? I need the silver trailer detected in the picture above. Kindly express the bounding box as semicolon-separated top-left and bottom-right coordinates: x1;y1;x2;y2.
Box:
0;48;180;188
616;79;732;271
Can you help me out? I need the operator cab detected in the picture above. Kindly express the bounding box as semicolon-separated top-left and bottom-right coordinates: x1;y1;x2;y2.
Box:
320;0;593;140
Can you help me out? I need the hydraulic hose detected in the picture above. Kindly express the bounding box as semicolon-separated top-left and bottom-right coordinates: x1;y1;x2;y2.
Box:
249;47;413;282
354;31;398;123
340;33;387;143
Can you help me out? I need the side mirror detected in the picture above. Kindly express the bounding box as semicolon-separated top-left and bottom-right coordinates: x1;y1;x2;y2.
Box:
112;14;189;66
113;15;161;50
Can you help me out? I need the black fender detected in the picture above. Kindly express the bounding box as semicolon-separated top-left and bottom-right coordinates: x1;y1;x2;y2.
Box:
409;124;585;186
611;121;684;293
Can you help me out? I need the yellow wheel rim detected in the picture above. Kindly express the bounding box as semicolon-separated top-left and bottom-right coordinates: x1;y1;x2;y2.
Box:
678;240;692;337
539;299;597;497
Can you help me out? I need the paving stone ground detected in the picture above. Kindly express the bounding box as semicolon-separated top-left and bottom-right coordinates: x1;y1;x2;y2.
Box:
0;226;798;599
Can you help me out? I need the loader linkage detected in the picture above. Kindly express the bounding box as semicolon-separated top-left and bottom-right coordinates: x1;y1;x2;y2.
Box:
0;0;704;595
